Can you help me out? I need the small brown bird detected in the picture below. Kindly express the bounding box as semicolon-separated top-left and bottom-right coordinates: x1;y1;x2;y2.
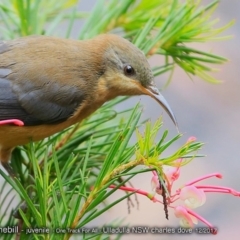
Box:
0;34;177;175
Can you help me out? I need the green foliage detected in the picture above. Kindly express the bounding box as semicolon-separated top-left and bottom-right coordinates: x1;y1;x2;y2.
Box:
0;0;233;239
0;0;82;37
78;0;234;84
0;103;203;240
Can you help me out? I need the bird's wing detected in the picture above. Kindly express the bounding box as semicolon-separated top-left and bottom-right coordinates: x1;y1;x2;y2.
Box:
0;75;86;126
0;75;85;126
0;76;35;125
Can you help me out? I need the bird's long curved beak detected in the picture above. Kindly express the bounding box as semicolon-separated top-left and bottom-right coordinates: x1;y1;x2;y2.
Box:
144;83;178;130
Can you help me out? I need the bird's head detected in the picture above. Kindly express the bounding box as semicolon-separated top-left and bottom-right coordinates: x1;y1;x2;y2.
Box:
91;34;177;128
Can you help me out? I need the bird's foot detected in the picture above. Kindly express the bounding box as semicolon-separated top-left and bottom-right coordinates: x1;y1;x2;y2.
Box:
0;119;24;126
1;162;17;178
13;201;28;219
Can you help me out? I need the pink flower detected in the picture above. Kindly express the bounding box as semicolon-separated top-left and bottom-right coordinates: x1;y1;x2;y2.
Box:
163;164;180;184
107;135;240;235
174;206;198;228
179;185;206;208
186;136;197;143
151;175;163;195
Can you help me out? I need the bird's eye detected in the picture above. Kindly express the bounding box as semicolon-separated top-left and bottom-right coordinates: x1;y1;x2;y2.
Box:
124;65;135;76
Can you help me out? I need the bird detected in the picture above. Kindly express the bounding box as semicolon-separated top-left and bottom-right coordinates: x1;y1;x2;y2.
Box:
0;34;177;176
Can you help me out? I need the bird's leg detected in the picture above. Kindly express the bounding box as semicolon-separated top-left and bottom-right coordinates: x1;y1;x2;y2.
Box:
0;119;24;126
0;147;17;178
0;119;24;177
0;119;24;178
15;219;23;240
0;147;26;239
